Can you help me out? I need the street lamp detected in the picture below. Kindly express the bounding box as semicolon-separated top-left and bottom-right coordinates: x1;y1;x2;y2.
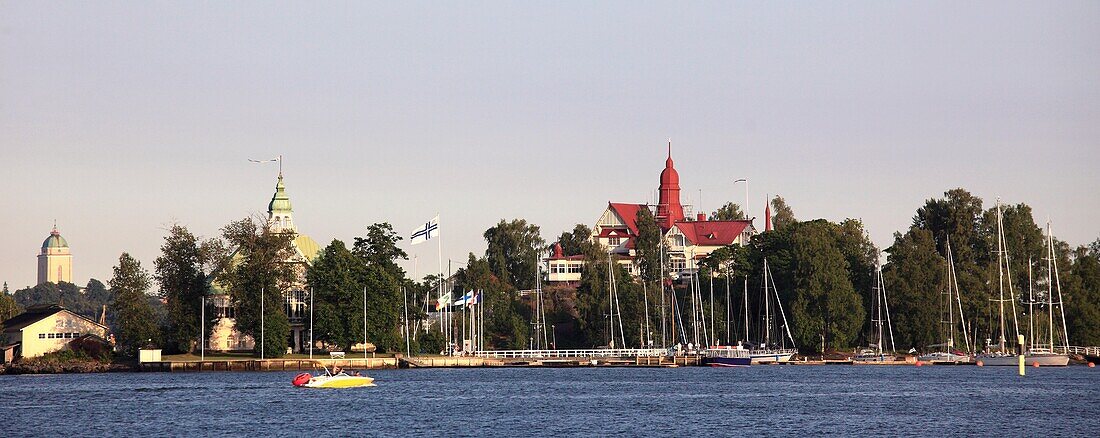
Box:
732;179;748;219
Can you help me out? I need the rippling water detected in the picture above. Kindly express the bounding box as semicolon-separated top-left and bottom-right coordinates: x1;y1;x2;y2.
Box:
2;365;1098;436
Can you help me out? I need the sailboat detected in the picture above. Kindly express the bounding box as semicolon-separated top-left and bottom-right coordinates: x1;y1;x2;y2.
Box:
1022;222;1070;366
918;238;971;364
746;258;797;364
854;265;896;362
976;201;1069;366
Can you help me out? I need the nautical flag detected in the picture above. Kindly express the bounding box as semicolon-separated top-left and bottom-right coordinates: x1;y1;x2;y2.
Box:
451;290;475;307
469;290;481;306
411;216;440;245
435;292;451;310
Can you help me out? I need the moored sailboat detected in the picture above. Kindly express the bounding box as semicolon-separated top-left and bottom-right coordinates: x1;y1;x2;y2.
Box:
854;264;896;362
918;238;971;364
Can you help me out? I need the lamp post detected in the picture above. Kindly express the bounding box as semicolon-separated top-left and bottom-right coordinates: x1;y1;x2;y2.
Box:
733;179;748;219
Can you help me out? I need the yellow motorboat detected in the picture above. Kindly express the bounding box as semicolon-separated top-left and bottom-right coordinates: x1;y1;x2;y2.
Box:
293;369;375;388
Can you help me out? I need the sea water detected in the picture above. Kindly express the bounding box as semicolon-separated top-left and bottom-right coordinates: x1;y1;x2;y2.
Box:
2;366;1097;436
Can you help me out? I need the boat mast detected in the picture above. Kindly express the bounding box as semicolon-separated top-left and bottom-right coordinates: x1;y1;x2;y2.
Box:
763;258;771;347
997;201;1022;348
1029;257;1035;350
766;260;797;349
1050;223;1070;351
995;200;1007;353
659;237;667;348
947;238;971;353
879;265;896;353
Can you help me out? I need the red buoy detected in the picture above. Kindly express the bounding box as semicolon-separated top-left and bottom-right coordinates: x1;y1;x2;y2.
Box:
1089;362;1096;368
915;361;923;367
292;372;312;387
976;360;984;367
1032;361;1040;368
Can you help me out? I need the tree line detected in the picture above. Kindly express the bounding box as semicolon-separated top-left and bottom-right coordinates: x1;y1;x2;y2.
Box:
5;187;1098;357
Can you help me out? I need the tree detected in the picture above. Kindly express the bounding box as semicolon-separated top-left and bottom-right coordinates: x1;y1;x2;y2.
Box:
883;227;945;351
449;253;531;349
785;220;864;352
308;239;403;353
110;253;159;357
633;208;662;284
1067;243;1100;345
770;196;796;230
155;225;226;353
0;291;20;324
484;219;545;290
553;224;594;256
219;217;297;358
353;223;408;281
709;202;746;221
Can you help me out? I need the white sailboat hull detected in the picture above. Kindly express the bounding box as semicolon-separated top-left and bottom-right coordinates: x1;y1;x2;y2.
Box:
977;353;1069;367
749;349;795;364
917;352;971;364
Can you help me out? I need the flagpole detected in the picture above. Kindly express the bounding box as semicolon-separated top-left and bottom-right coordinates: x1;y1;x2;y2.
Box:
369;286;374;360
201;295;205;361
403;286;411;357
309;287;314;360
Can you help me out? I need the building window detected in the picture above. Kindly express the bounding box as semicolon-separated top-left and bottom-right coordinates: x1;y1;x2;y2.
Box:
608;237;621;246
39;333;45;339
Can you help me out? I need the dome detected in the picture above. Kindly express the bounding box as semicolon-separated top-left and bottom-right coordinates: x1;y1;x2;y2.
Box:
660;161;679;186
42;229;68;249
267;175;293;214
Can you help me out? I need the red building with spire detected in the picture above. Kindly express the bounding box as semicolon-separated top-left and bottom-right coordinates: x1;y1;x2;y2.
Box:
546;145;757;283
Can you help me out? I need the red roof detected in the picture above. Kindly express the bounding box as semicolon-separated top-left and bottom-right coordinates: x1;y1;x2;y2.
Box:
607;202;646;235
674;220;752;246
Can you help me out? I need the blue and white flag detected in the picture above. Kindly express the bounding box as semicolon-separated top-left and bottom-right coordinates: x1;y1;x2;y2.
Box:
451;290;475;307
411;216;439;245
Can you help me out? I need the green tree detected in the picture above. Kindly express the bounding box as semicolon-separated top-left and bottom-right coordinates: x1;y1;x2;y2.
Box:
553;224;594;256
1067;242;1100;345
353;223;409;281
154;225;227;354
110;253;160;357
883;227;945;351
458;253;529;349
0;290;20;324
308;240;403;352
786;220;865;352
219;217;297;358
709;202;746;221
770;196;796;230
484;219;545;290
634;208;663;285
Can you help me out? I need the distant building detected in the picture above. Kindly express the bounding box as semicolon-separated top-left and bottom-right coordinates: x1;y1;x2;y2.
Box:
207;173;321;352
2;304;109;363
37;225;73;285
549;147;756;282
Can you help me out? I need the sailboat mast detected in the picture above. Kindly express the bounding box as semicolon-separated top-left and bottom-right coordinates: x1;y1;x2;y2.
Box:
763;258;771;347
1029;257;1035;349
996;201;1007;353
1050;224;1070;351
1046;223;1055;351
997;202;1022;346
743;276;749;346
948;238;971;353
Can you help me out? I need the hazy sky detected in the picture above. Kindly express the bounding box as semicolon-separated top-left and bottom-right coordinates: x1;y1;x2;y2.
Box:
2;2;1098;290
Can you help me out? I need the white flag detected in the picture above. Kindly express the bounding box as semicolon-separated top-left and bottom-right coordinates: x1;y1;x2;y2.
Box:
410;216;439;245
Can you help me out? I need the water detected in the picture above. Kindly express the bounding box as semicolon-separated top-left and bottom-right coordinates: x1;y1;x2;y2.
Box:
2;366;1098;436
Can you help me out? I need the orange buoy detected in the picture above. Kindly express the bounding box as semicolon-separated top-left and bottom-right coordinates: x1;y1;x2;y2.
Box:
915;361;923;367
976;360;984;367
1032;362;1040;368
1089;362;1095;368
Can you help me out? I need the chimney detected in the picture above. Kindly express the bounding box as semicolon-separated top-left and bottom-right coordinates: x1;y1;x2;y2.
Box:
697;213;706;221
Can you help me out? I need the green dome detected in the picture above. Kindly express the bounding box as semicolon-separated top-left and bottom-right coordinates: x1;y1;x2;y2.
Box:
42;230;68;249
267;175;293;214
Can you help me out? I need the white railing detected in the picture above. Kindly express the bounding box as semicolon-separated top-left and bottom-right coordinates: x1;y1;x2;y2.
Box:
472;348;669;359
1059;346;1100;356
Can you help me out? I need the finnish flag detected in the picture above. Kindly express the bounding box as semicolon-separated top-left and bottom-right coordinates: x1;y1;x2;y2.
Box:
411;216;440;245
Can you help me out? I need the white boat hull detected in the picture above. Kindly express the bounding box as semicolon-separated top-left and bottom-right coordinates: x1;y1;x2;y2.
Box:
749;350;795;364
977;353;1069;367
917;352;971;364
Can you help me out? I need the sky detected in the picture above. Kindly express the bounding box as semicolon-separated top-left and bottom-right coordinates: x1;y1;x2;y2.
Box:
2;1;1098;290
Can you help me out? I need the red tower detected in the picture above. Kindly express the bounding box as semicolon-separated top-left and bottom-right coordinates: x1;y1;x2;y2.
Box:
655;142;685;230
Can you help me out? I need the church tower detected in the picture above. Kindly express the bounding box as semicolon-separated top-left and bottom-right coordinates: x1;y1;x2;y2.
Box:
38;224;73;285
267;173;296;233
655;143;685;230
